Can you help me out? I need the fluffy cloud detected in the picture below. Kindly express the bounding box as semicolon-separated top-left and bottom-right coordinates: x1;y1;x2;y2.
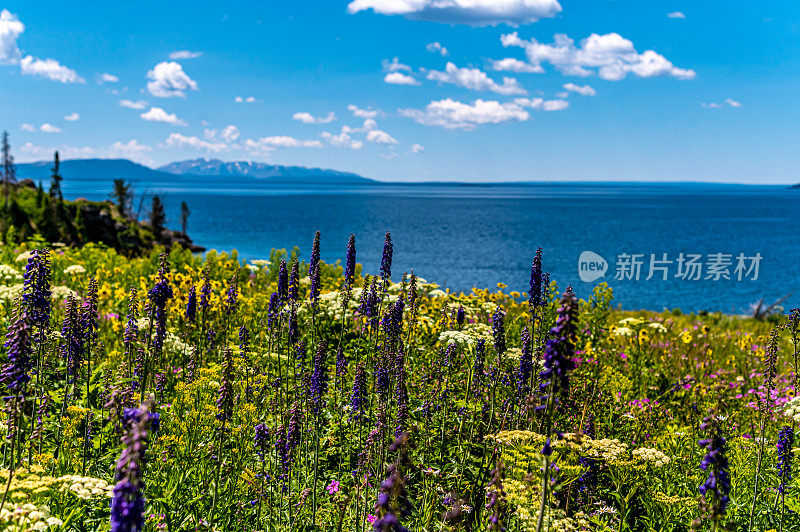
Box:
412;143;425;153
20;123;34;131
383;57;412;72
169;50;202;60
107;139;152;160
235;96;257;103
165;133;229;152
20;55;84;83
400;98;529;130
490;57;544;73
347;104;382;119
703;99;741;109
563;82;595;96
147;61;198;98
220;125;240;142
120;99;148;110
321;129;364;149
426;62;526;95
244;136;323;152
99;73;118;83
40;123;61;133
384;72;420;85
514;97;569;111
366;129;398;144
725;98;742;108
426;42;448;56
347;0;562;26
667;12;685;19
293;111;336;124
1;11;84;83
63;112;80;121
499;32;695;81
140;107;187;126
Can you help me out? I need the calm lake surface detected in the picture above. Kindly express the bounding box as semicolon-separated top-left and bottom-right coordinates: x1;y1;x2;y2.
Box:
62;177;800;313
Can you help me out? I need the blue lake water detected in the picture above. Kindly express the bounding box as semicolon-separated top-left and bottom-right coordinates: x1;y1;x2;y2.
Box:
62;178;800;313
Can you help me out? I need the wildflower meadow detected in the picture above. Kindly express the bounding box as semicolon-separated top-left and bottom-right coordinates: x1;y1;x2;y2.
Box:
0;232;796;532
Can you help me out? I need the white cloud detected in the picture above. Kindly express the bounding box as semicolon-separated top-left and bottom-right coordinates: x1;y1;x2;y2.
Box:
293;111;336;124
426;62;526;95
40;123;61;133
165;132;229;153
347;104;382;119
514;97;569;111
99;73;118;83
146;61;198;98
169;50;202;60
321;128;364;149
366;129;398;144
702;102;722;108
119;99;148;110
20;123;34;131
499;31;696;80
140;107;187;126
490;57;544;73
563;82;595;96
383;57;412;72
244;136;324;152
667;11;686;19
412;143;425;153
725;98;742;108
204;128;218;139
107;139;152;160
20;55;84;83
235;96;258;103
400;98;529;130
347;0;562;26
702;100;741;109
384;72;420;85
0;9;23;64
220;125;241;142
18;139;153;165
426;42;448;56
63;112;80;122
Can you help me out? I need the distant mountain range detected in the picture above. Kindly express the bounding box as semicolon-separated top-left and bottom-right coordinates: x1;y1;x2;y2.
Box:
16;157;376;185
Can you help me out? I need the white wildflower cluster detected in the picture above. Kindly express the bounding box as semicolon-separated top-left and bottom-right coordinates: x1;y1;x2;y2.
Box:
0;264;21;283
245;264;260;272
782;396;800;421
429;289;447;298
0;284;24;302
15;251;35;263
59;475;113;499
438;330;473;346
632;447;671;467
0;503;62;531
63;264;86;275
51;285;77;300
249;259;270;268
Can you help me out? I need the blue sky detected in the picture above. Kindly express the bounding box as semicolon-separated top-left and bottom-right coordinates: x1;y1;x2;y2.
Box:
1;1;799;183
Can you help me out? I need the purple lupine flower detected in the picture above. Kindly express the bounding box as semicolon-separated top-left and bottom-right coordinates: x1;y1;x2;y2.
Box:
1;299;33;392
147;274;172;355
345;233;356;287
267;292;280;328
381;296;404;344
358;276;380;327
110;401;159;532
254;423;271;462
491;307;506;356
350;363;367;420
239;325;250;360
698;414;730;519
185;285;197;323
288;306;299;345
289;260;300;302
275;425;289;485
277;260;288;302
456;305;465;327
22;249;51;329
777;425;794;494
308;231;322;305
199;266;212;314
62;294;82;380
217;348;235;423
336;347;347;381
224;274;238;316
529;247;543;311
539;286;578;403
379;231;393;281
309;230;321;276
485;461;507;531
518;327;533;398
310;342;329;414
372;432;411;532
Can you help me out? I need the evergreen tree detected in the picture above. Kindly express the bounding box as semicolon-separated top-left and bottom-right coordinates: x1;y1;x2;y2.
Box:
2;131;15;209
49;151;63;202
149;195;166;241
36;181;44;209
111;179;133;218
180;201;190;234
